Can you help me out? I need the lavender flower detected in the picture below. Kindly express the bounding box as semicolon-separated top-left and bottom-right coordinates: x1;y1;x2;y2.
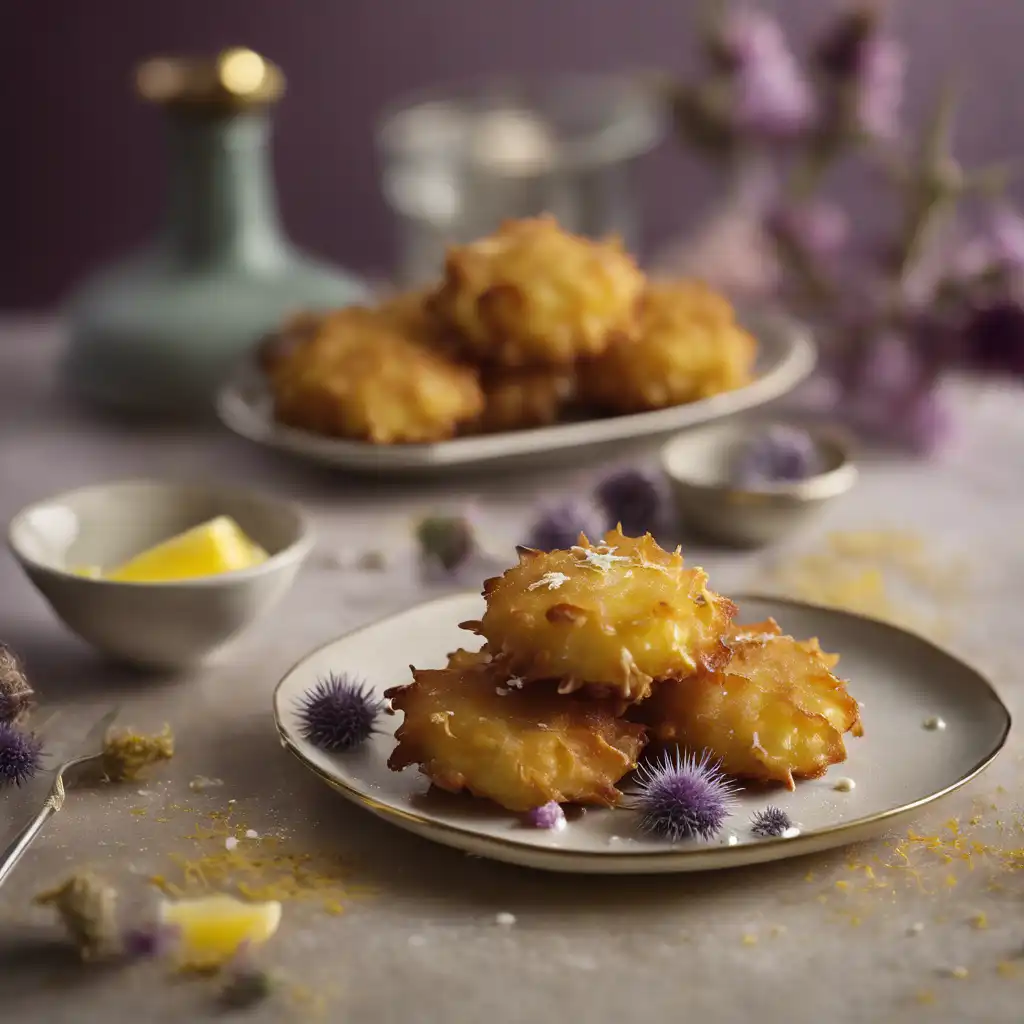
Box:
525;497;609;552
721;9;814;140
964;301;1024;375
750;805;792;838
0;722;43;787
296;673;382;753
955;206;1024;283
632;749;738;841
415;513;477;574
855;37;905;141
731;426;823;487
768;201;849;259
593;467;672;538
889;390;955;455
526;801;567;831
856;333;924;398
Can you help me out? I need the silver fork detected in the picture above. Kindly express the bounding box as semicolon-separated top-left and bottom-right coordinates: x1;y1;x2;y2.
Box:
0;706;120;889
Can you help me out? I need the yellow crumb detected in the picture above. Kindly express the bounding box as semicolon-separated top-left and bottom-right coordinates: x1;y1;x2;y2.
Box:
916;990;936;1005
970;912;988;930
948;966;969;980
997;962;1016;978
741;933;758;946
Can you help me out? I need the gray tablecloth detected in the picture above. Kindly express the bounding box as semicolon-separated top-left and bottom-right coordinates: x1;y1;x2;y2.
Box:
1;321;1021;1023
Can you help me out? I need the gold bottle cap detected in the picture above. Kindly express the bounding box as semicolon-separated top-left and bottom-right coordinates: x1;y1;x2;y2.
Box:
136;48;284;110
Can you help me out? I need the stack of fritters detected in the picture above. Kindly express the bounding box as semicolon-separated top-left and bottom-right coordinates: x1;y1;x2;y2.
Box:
384;530;863;812
261;216;758;444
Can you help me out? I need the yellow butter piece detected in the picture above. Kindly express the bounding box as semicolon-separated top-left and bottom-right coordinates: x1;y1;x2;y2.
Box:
104;516;269;583
159;893;281;968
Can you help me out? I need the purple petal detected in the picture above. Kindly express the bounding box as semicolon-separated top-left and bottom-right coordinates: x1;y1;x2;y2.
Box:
856;37;905;140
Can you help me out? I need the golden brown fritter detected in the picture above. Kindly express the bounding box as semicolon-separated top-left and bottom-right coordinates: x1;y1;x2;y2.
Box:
579;279;757;413
429;216;646;368
374;288;465;360
464;367;577;435
636;619;862;790
384;649;647;811
269;306;484;444
463;529;736;704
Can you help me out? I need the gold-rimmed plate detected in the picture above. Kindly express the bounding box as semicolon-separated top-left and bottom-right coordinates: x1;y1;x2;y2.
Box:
273;593;1010;874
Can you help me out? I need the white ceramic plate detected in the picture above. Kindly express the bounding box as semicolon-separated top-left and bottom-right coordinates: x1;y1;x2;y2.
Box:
274;593;1010;874
219;314;815;474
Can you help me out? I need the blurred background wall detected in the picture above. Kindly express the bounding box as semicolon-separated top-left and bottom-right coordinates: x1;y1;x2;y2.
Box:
4;0;1023;310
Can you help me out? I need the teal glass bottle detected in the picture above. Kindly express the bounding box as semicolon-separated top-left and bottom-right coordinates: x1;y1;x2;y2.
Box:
61;49;367;419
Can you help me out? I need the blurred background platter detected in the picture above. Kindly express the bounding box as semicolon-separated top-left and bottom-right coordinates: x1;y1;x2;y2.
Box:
216;312;815;475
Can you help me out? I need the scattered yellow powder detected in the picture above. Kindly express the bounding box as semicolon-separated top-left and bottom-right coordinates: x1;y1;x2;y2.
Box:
948;966;969;980
970;912;988;930
102;725;174;781
757;529;965;639
916;990;936;1005
149;810;371;915
997;962;1016;978
741;933;758;946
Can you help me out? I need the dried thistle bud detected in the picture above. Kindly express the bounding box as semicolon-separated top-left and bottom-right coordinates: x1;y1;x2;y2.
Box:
101;725;174;782
220;965;275;1009
35;872;119;960
415;514;477;573
0;645;35;726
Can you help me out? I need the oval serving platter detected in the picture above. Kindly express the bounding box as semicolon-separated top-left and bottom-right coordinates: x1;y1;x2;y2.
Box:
273;592;1010;874
219;313;815;475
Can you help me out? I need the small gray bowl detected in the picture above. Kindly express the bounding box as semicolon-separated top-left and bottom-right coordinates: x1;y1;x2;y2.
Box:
661;422;857;548
8;480;314;670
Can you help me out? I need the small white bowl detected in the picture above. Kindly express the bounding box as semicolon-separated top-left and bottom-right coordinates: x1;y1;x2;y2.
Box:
8;480;314;669
661;421;857;548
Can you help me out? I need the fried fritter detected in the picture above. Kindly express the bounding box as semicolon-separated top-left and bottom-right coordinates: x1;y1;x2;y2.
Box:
374;288;465;360
579;279;757;413
384;649;647;811
430;216;645;368
463;529;736;704
637;619;862;790
464;367;577;435
270;306;484;444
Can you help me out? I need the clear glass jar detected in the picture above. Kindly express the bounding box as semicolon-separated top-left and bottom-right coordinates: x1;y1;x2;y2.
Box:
377;75;664;286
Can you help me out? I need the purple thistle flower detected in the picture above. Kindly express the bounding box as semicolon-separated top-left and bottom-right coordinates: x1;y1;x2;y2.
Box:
750;805;793;838
121;922;180;960
593;466;672;538
712;9;815;140
525;497;610;552
731;426;823;487
296;673;382;753
632;748;738;841
855;37;905;141
767;201;849;260
415;513;478;574
526;801;567;831
0;722;44;787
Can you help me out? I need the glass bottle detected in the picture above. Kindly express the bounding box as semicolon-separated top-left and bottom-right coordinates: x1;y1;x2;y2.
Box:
61;48;366;419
